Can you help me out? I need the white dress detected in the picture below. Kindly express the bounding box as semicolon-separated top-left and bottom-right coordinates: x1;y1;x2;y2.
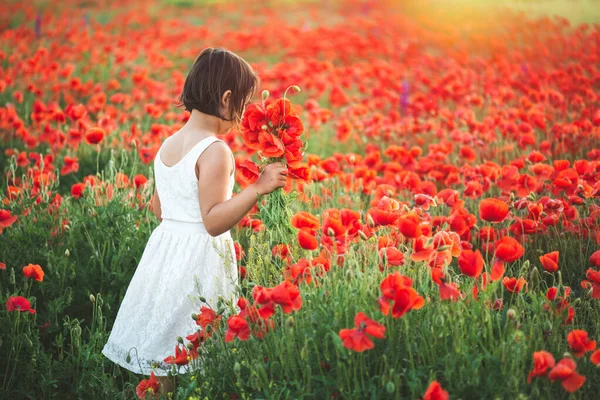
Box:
101;135;239;376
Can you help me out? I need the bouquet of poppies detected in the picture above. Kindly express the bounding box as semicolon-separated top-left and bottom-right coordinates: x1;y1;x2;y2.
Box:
240;86;310;245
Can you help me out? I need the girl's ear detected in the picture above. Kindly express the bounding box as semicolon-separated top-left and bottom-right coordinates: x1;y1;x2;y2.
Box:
221;90;232;114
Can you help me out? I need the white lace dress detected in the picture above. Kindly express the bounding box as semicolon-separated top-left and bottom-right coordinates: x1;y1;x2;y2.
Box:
102;136;239;376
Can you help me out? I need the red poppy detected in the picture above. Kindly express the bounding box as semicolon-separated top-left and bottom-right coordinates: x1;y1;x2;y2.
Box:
163;345;191;366
0;262;5;270
502;276;527;293
567;330;597;358
258;131;285;158
539;251;559;273
423;381;449;400
548;357;586;393
196;306;221;330
591;349;600;365
270;280;302;313
133;174;147;188
71;183;86;199
85;127;105;145
527;350;556;383
291;212;320;231
494;236;524;263
6;296;36;314
379;247;405;267
0;209;18;232
298;229;318;250
338;312;386;352
458;249;484;278
238;160;260;184
136;371;160;399
224;315;251;342
23;264;44;282
479;198;510;222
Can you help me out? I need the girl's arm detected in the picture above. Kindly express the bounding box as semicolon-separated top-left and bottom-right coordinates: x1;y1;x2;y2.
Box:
151;186;162;221
198;142;287;237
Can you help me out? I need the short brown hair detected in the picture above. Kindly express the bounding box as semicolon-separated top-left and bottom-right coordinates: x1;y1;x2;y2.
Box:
178;47;259;124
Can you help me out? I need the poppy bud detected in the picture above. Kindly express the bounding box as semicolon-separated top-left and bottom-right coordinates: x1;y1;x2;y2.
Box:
261;124;268;130
507;308;517;320
65;249;70;257
358;230;368;240
327;227;336;237
387;190;394;197
287;316;294;327
367;214;375;227
199;296;207;303
261;90;270;101
386;382;395;394
186;343;194;350
97;294;103;306
435;315;444;326
127;354;133;363
291;85;301;92
89;294;95;303
349;155;356;164
176;336;184;344
402;204;410;212
234;362;241;375
9;268;15;284
191;313;198;321
543;320;552;333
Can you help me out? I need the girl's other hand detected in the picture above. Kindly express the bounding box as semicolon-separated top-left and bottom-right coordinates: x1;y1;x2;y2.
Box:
253;162;288;195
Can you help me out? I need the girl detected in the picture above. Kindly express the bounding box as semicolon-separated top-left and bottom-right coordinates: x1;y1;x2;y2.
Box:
101;48;287;394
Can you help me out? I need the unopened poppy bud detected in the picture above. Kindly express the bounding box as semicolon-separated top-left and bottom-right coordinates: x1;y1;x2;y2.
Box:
387;190;394;197
563;352;573;359
191;313;198;321
543;320;552;333
358;230;368;240
435;315;444;326
349;154;356;163
402;204;410;212
261;90;270;100
199;296;207;303
89;294;95;303
261;124;268;130
9;268;15;284
327;227;336;237
234;362;241;374
291;85;301;92
287;316;294;327
127;354;133;363
186;343;194;350
97;294;103;306
346;269;353;280
367;214;375;227
65;249;70;257
386;382;395;394
507;308;517;320
176;336;184;344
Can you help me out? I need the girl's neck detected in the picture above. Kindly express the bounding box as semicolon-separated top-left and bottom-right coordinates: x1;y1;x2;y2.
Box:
186;109;227;135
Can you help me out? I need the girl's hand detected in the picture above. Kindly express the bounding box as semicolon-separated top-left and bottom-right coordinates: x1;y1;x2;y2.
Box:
254;162;288;195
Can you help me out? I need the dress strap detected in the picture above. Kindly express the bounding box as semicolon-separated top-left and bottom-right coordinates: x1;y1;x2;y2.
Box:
186;136;235;178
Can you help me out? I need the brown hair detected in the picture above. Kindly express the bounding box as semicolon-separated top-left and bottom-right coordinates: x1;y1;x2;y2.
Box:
178;47;259;125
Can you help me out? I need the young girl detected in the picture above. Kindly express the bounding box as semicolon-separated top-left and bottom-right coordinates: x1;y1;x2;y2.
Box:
101;48;287;394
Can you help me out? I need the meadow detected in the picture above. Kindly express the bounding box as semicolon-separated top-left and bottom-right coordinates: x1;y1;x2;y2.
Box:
1;0;600;399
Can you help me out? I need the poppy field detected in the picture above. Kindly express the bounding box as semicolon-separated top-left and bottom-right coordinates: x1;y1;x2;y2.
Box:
1;0;600;399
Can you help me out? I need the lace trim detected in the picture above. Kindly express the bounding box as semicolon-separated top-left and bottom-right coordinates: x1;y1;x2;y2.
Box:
102;340;181;377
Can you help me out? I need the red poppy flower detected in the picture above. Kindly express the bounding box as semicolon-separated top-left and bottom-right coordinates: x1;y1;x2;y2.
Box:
539;251;559;273
479;198;510;222
23;264;44;282
298;229;318;250
591;349;600;365
379;247;405;266
6;296;36;314
163;345;190;366
502;276;527;293
458;249;484;278
423;381;449;400
548;357;586;393
196;306;220;330
238;160;260;184
242;103;267;133
0;262;5;270
338;312;386;352
567;330;597;357
258;131;285;158
136;371;160;399
291;212;320;231
224;315;251;342
270;280;302;313
527;350;556;383
494;236;524;263
133;174;147;188
0;209;18;232
71;183;86;199
85;127;105;145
